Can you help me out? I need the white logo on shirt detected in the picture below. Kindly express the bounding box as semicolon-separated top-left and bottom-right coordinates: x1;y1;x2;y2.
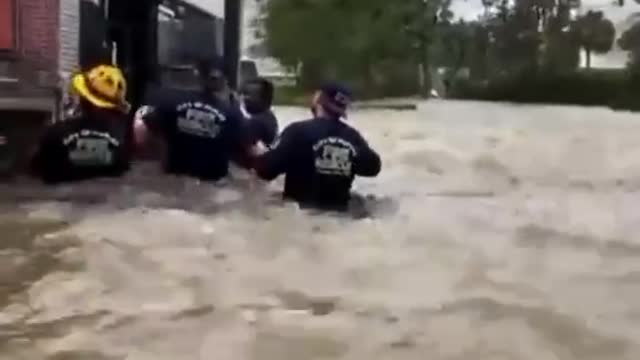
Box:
312;137;357;176
63;130;119;166
176;101;226;139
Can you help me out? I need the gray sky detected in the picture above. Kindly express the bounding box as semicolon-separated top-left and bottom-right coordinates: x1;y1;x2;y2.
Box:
189;0;640;68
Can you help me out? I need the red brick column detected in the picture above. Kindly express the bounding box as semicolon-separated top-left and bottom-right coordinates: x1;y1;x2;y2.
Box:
17;0;60;72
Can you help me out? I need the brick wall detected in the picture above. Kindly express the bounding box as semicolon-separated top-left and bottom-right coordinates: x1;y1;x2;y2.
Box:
0;0;64;175
17;0;60;73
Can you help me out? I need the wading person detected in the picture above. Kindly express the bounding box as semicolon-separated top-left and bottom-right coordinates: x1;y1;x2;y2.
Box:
232;77;279;168
253;83;382;211
133;57;255;181
239;77;278;147
31;64;131;184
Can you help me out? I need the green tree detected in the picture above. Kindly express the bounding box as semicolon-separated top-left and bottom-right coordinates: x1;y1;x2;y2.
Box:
487;1;541;74
469;24;491;79
260;0;449;97
619;22;640;67
466;0;585;77
262;0;351;87
540;0;580;72
572;10;616;69
432;20;475;82
398;0;439;96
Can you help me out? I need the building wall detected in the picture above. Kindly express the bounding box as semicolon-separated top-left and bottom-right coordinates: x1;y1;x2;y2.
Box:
6;0;97;85
58;0;80;81
0;0;16;50
18;0;60;73
0;0;63;175
0;0;61;92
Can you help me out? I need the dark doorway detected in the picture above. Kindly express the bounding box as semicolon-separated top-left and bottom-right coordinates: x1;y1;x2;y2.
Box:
79;0;109;69
91;0;158;154
103;0;158;109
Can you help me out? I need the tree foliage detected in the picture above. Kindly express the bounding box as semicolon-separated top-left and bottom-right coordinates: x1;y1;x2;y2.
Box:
572;11;616;69
450;0;617;77
258;0;617;98
260;0;451;96
619;22;640;67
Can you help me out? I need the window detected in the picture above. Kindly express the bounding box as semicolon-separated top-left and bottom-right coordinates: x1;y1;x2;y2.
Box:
0;0;15;50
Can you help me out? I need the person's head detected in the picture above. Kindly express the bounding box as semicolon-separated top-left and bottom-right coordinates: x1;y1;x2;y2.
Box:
310;82;353;119
240;77;274;115
70;64;130;116
195;56;227;98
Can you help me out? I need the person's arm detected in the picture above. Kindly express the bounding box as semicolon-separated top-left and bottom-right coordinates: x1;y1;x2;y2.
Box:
253;123;298;181
133;86;175;156
247;110;279;148
133;102;174;160
227;107;257;168
261;111;279;147
133;105;161;145
353;134;381;177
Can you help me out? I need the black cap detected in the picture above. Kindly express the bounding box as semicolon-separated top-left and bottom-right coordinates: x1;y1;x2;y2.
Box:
319;82;353;116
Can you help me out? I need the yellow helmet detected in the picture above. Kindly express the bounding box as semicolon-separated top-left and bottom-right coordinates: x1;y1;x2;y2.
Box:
71;64;130;113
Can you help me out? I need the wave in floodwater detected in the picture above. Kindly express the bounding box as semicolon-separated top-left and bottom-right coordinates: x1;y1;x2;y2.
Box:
1;100;640;359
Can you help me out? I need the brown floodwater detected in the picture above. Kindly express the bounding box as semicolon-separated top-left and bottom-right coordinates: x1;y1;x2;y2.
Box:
0;101;640;359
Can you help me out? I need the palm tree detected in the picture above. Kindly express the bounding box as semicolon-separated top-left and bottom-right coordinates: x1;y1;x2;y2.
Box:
618;22;640;66
572;10;616;69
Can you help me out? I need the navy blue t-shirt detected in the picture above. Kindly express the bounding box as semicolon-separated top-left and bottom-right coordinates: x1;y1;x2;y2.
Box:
143;89;250;181
254;117;381;210
32;111;130;184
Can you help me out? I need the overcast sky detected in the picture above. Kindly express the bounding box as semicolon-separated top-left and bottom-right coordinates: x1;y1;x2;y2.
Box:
189;0;640;68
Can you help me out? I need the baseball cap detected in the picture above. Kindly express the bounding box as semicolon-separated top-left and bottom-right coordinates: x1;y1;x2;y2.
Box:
319;82;353;116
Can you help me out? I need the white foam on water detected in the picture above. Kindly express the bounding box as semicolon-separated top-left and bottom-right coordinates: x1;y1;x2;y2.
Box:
2;100;640;359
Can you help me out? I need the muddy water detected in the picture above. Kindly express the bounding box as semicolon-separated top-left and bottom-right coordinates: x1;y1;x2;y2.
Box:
1;100;640;359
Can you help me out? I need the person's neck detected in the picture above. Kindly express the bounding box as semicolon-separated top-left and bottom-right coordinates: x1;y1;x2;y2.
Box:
315;107;340;120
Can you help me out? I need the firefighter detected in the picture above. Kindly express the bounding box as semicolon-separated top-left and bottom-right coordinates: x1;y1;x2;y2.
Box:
31;64;132;184
133;57;255;181
253;83;382;211
239;77;279;148
227;76;279;169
